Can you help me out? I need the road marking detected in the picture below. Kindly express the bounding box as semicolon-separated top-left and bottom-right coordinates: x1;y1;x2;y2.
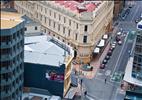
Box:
131;4;140;22
105;70;111;76
111;32;129;76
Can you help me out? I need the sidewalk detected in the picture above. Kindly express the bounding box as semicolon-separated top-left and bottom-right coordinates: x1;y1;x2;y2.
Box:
73;43;110;79
73;26;119;79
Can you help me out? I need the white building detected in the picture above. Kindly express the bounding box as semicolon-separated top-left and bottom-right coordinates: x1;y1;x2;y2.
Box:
14;1;114;63
22;15;42;36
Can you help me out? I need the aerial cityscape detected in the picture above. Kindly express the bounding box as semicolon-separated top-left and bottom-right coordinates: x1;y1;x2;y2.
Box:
0;0;142;100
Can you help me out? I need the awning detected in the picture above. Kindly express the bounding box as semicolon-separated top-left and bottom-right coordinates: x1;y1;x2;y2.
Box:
97;39;105;47
94;47;100;53
103;34;108;39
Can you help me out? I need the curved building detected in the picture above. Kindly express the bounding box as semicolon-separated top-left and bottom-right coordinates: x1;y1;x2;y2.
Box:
0;12;25;100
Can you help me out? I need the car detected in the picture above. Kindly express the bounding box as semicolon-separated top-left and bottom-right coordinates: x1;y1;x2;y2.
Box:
109;47;114;51
116;35;121;42
102;59;108;64
117;32;122;36
107;50;112;56
118;40;122;45
135;18;142;23
111;42;116;48
105;55;110;60
100;64;106;69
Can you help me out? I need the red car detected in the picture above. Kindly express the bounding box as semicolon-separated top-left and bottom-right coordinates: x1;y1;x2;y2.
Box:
100;64;106;69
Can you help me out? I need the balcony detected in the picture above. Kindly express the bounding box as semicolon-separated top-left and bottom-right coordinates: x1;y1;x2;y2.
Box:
1;41;12;48
0;54;12;61
1;90;12;98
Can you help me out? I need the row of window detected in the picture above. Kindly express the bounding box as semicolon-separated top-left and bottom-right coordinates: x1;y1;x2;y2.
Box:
36;7;89;32
0;29;24;42
1;63;23;81
1;51;24;67
25;26;38;31
135;45;142;53
134;55;142;63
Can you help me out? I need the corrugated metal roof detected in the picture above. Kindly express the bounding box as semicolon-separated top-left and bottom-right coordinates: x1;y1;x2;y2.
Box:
24;35;70;67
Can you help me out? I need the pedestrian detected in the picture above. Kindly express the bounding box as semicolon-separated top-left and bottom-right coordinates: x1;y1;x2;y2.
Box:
105;78;107;84
84;91;87;96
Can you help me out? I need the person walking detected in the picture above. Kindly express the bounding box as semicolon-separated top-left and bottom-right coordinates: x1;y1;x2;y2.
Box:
105;78;107;84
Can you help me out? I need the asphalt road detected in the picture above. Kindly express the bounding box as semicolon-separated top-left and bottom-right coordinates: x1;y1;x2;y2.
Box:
80;1;142;100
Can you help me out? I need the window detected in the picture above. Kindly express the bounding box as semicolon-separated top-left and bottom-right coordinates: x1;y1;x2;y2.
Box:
69;20;71;26
49;19;51;26
64;17;66;23
63;27;65;34
53;22;55;28
45;17;46;23
54;12;56;18
58;24;60;31
76;23;78;29
83;36;87;43
45;8;47;13
84;25;88;31
35;26;37;30
59;14;61;20
25;27;27;31
75;34;77;40
49;10;51;16
68;30;70;36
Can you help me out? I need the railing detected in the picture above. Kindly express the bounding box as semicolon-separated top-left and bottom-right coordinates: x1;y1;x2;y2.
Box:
50;38;71;54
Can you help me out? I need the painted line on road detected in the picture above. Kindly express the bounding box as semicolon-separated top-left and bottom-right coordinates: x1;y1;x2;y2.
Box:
131;4;140;22
94;77;118;88
86;93;102;100
111;32;129;77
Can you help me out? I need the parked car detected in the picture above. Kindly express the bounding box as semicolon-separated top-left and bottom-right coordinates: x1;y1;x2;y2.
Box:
111;42;116;49
107;50;112;56
105;55;110;60
100;64;106;69
109;47;114;51
135;18;142;23
103;59;108;64
117;32;122;36
118;40;122;45
116;35;121;42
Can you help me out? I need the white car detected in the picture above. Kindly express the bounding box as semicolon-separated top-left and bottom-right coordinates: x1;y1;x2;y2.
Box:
117;32;122;36
111;42;116;48
118;40;122;45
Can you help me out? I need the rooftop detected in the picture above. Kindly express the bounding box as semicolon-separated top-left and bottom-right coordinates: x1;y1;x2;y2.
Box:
22;15;39;25
24;35;73;67
53;0;102;13
1;11;23;29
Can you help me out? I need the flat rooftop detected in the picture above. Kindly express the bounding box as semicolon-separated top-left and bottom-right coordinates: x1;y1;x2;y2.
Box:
53;0;102;13
1;11;23;29
22;15;39;25
24;35;73;67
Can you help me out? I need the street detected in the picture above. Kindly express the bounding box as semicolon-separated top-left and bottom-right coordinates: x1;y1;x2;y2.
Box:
78;1;142;100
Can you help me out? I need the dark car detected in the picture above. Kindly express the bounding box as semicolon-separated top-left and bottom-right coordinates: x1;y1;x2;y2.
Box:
100;64;106;69
103;59;108;64
105;55;110;60
135;18;142;23
116;35;121;42
107;50;112;56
